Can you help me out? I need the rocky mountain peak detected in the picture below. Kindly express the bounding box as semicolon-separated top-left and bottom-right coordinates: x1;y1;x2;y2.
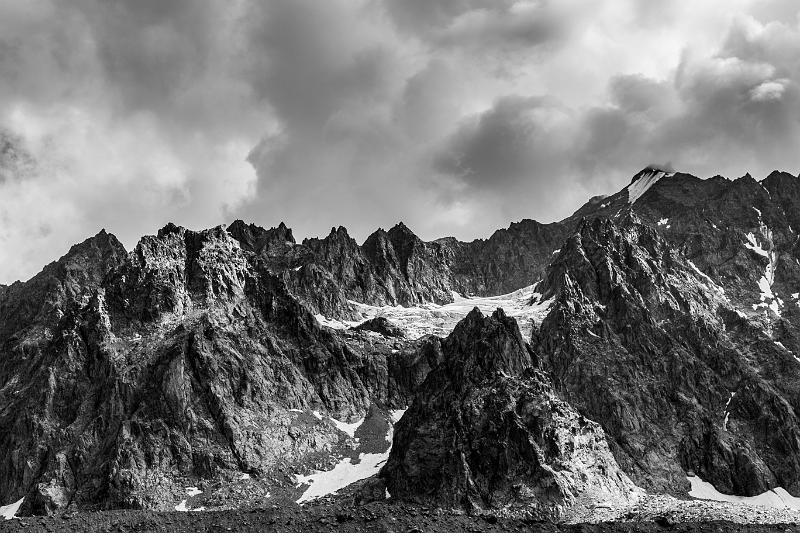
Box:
764;170;796;182
382;307;639;520
631;165;673;183
227;219;296;257
386;222;422;274
156;222;185;238
444;307;534;383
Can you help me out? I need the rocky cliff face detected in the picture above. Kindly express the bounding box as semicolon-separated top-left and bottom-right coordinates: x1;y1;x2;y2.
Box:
226;218;565;319
533;213;800;498
382;308;638;520
0;224;428;514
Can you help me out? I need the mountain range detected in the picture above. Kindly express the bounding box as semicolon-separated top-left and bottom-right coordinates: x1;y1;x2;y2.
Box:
2;166;800;521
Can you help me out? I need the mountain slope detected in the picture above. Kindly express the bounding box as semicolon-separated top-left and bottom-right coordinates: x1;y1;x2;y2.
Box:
3;166;800;517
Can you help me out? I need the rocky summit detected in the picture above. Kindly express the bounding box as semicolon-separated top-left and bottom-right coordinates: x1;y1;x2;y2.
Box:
2;167;800;529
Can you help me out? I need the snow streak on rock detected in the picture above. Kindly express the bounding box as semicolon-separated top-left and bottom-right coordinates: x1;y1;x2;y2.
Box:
745;212;782;317
627;168;672;204
722;392;736;431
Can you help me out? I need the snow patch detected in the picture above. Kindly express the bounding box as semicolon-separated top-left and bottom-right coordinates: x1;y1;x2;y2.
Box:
657;218;669;226
757;276;774;299
744;232;769;257
295;452;389;503
389;408;408;424
185;487;202;497
314;314;348;330
296;414;403;503
627;169;672;204
174;501;190;512
688;475;800;510
329;416;365;438
0;497;24;520
175;499;206;512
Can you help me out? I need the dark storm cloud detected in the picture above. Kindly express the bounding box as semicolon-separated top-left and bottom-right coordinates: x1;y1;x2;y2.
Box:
433;96;564;189
384;0;568;54
3;0;800;283
0;0;268;282
435;11;800;206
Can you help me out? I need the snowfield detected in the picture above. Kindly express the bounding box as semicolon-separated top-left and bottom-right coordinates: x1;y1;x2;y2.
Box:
315;284;553;340
0;497;24;520
688;475;800;510
329;416;365;439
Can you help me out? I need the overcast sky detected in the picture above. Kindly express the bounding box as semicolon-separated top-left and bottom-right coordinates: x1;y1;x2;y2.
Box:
2;0;800;282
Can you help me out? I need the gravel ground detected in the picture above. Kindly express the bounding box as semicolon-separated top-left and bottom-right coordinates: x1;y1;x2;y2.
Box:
1;497;799;533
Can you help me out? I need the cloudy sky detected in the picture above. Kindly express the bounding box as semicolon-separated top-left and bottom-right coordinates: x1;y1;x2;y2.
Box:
1;0;800;282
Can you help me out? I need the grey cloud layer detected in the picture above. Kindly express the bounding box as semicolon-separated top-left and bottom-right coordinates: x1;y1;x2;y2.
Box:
1;0;800;282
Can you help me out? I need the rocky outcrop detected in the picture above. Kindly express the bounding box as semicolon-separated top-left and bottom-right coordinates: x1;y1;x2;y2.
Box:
0;229;127;344
382;308;638;520
352;317;404;338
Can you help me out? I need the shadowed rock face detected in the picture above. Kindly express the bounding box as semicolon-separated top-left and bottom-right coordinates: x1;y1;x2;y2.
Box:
226;219;566;319
382;308;638;521
352;317;405;338
534;214;800;497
